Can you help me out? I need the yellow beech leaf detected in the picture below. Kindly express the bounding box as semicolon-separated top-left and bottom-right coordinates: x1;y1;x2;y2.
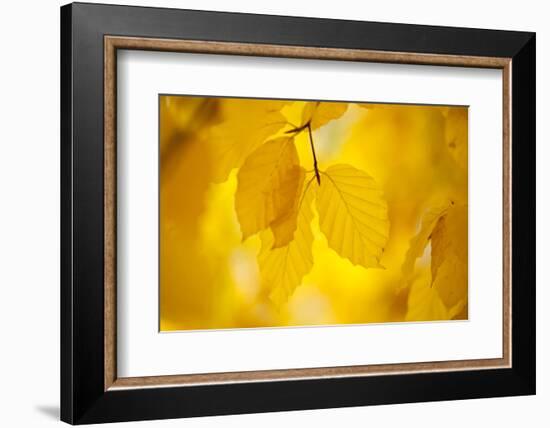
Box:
402;205;448;277
270;167;307;248
431;203;468;307
235;137;299;240
208;100;288;183
316;164;389;268
444;107;468;171
258;184;315;306
450;298;468;320
406;273;468;322
432;254;468;309
402;202;468;309
406;276;450;322
431;203;468;279
301;101;348;130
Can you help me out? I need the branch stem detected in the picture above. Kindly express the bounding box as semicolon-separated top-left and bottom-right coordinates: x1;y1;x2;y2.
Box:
284;122;309;134
306;123;321;185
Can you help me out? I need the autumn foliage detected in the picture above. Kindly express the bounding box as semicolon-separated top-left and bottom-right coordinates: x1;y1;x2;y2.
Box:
160;96;468;330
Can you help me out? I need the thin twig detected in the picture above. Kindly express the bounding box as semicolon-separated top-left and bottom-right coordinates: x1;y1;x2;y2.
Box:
307;123;321;185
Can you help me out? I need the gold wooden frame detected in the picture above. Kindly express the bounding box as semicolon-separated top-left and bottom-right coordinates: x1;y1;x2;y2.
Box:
104;35;512;391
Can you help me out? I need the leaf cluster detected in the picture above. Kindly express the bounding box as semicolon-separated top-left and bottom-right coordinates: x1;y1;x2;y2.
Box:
214;101;390;305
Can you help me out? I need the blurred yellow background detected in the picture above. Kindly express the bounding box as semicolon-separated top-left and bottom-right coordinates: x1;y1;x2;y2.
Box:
160;96;468;331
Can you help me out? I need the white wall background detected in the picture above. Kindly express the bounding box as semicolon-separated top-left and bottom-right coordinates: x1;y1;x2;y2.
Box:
0;0;546;426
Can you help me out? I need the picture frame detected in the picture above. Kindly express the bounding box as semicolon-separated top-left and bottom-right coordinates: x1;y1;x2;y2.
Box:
60;2;535;424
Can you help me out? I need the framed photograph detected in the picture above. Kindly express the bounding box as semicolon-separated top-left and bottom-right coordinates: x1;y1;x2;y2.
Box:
60;2;535;424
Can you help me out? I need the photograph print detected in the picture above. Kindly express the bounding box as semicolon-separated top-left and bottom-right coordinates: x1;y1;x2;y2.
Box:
159;96;468;331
